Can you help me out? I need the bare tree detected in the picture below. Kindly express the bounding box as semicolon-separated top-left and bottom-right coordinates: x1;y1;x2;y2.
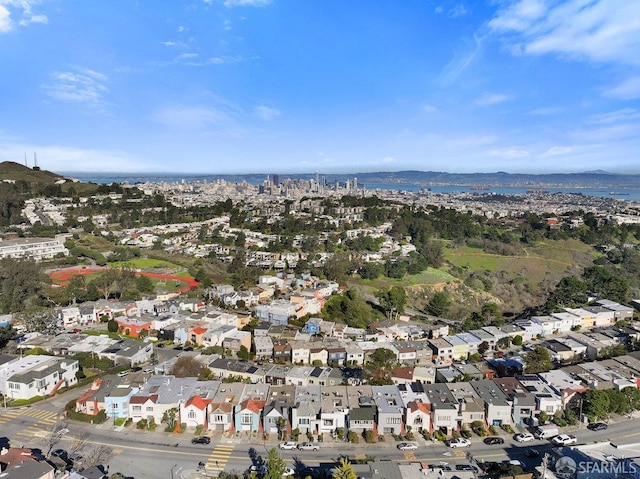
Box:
82;444;113;469
43;422;69;456
68;431;90;455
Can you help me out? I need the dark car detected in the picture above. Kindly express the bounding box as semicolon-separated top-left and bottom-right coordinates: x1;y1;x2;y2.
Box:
588;422;608;431
192;436;211;445
131;366;142;372
455;465;477;472
525;448;540;458
51;449;68;459
156;343;165;348
483;436;505;445
184;346;194;351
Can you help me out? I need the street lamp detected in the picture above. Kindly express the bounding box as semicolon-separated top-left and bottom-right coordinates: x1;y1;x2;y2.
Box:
171;464;178;479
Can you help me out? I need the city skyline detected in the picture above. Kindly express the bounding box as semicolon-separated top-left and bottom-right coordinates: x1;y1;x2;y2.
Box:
1;0;639;174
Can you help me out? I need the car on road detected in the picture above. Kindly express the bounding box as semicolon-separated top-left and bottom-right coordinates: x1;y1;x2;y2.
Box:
117;371;129;377
446;438;471;448
191;436;211;445
131;366;142;372
283;467;295;477
397;442;418;451
483;436;504;445
297;442;319;451
514;433;535;442
552;434;578;446
525;449;540;458
51;449;68;459
279;442;297;450
588;422;608;431
455;465;478;472
69;452;83;466
250;464;267;475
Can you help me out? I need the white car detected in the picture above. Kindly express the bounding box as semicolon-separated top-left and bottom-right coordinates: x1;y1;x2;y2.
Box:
514;433;534;443
282;467;295;477
279;442;297;450
446;438;471;448
552;434;578;446
397;442;418;451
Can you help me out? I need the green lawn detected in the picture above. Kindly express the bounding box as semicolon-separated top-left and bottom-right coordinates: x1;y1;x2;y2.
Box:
107;258;182;269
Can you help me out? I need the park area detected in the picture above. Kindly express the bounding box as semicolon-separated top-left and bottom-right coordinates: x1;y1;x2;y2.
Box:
49;267;199;294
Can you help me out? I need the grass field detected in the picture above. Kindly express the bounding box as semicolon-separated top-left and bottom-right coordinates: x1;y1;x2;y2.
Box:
107;258;182;269
445;238;597;286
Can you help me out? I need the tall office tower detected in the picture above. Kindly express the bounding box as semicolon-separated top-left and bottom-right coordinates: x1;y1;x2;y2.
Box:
273;174;279;186
353;177;358;190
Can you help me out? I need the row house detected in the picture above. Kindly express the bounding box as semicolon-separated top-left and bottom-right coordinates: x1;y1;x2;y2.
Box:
596;299;634;321
115;317;153;338
429;338;454;365
263;384;295;434
254;299;296;326
222;330;252;356
444;335;470;361
292;385;322;434
471;379;512;427
0;355;79;400
446;382;486;429
372;385;405;435
493;376;536;426
254;336;274;359
566;307;615;329
422;384;458;434
516;375;563;416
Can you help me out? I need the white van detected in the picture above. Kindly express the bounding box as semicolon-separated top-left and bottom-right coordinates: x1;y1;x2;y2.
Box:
534;425;559;439
117;371;129;377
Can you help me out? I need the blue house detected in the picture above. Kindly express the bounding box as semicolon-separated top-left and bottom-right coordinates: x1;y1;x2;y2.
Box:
105;384;139;419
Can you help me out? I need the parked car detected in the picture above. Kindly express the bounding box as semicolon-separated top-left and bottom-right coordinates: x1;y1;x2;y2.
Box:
279;442;297;450
455;465;477;472
525;449;540;458
191;436;211;445
483;436;504;445
283;467;295;477
69;452;83;465
397;442;418;451
297;442;319;451
446;438;471;448
552;434;578;446
250;464;267;475
117;371;128;377
131;366;142;372
514;433;535;442
51;449;68;459
588;422;608;431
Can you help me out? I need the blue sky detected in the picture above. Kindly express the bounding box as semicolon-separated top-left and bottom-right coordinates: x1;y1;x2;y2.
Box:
1;0;639;174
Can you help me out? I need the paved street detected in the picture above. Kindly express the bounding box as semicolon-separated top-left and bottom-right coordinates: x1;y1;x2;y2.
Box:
2;396;640;479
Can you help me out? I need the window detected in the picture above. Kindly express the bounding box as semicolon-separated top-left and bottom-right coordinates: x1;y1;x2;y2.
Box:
323;419;334;427
214;415;224;422
242;413;252;425
545;406;554;413
146;406;154;412
386;417;400;424
299;418;309;425
188;410;196;419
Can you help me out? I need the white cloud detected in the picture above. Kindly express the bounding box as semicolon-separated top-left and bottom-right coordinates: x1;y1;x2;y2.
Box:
541;146;572;158
253;105;280;121
588;108;640;125
178;52;199;60
437;33;484;85
0;5;11;33
422;103;438;113
489;148;529;159
489;0;640;66
224;0;271;7
434;6;444;14
152;105;234;129
0;140;152;172
0;0;48;33
603;76;640;100
449;5;468;18
474;92;511;106
161;40;177;47
43;67;109;106
529;106;564;115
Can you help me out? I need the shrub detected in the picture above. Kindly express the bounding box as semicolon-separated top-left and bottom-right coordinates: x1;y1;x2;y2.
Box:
318;433;323;442
148;420;157;431
471;420;486;436
291;428;300;441
348;431;359;443
502;424;514;434
434;430;447;442
195;425;203;435
306;431;313;441
137;419;148;430
461;429;472;439
452;430;460;440
489;426;498;435
364;430;377;443
406;431;415;441
180;422;187;433
336;427;345;440
421;430;431;441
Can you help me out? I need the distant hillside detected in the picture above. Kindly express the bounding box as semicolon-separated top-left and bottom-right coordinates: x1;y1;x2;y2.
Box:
0;161;64;184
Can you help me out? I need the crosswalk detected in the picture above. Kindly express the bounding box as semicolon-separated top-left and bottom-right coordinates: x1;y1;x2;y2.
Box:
205;443;235;474
0;407;60;443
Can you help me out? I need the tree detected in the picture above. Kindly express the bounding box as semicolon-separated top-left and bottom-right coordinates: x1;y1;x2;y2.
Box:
583;390;610;421
426;291;451;317
238;345;251;360
0;257;46;313
107;319;119;333
333;457;357;479
91;269;121;300
376;285;407;316
135;274;155;294
0;325;16;348
525;346;552;374
265;447;287;479
18;308;57;334
170;356;205;378
162;407;179;431
512;335;523;346
81;444;113;469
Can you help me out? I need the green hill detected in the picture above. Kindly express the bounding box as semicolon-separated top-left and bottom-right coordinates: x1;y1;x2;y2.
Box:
0;161;64;184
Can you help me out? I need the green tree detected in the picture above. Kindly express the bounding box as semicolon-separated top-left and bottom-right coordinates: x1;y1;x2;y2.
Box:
583;390;610;421
162;407;179;431
333;457;357;479
135;275;155;294
426;291;451;317
107;319;119;333
0;258;46;313
525;346;552;374
512;335;523;346
0;325;16;348
376;285;407;316
265;447;287;479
